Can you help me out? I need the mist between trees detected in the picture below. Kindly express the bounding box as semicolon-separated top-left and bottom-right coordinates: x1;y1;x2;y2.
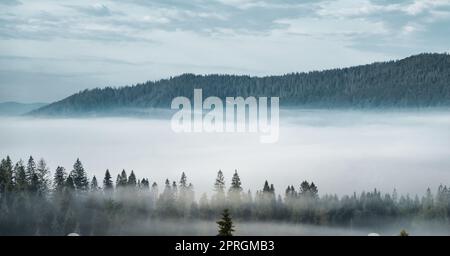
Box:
1;155;449;235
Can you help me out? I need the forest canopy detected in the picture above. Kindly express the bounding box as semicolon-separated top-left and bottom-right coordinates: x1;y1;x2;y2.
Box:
29;53;450;116
1;155;449;235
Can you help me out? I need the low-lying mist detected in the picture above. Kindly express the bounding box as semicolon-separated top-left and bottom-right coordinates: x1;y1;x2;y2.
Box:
119;219;450;236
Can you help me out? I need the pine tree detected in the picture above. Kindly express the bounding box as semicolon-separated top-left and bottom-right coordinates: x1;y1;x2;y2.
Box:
116;174;121;188
26;156;36;185
128;171;137;187
140;178;150;190
178;172;189;204
0;156;14;194
229;170;242;193
151;182;159;202
214;170;226;203
263;180;270;193
180;172;187;189
172;181;178;197
116;170;127;188
65;175;75;191
14;160;27;191
90;176;99;191
269;184;275;194
71;159;89;191
214;170;225;193
300;181;310;197
103;169;113;191
309;182;318;199
29;173;40;194
217;209;235;236
53;166;66;192
36;158;50;196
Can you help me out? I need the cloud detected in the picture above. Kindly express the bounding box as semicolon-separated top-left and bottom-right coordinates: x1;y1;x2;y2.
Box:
0;0;21;6
1;0;450;102
66;3;113;17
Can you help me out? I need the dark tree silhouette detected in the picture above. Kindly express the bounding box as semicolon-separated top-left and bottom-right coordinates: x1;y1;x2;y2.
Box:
103;169;113;191
217;209;235;236
29;53;450;117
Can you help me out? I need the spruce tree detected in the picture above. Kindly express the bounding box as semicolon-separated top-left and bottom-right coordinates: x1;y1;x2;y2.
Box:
36;158;50;196
178;172;188;203
0;156;13;194
300;181;310;197
140;178;150;190
29;173;39;194
14;160;27;191
116;169;127;188
103;169;113;191
116;174;121;188
128;171;137;187
162;179;171;200
90;176;99;191
53;166;66;192
180;172;187;189
214;170;225;193
229;170;242;193
263;180;270;193
65;175;75;191
309;182;318;199
172;181;178;196
214;170;226;203
217;209;234;236
71;159;89;191
26;156;36;186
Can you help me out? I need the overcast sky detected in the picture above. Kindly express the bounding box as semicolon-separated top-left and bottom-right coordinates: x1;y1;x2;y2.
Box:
1;0;450;103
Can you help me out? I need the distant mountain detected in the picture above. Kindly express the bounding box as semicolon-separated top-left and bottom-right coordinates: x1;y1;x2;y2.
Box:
30;53;450;116
0;102;47;116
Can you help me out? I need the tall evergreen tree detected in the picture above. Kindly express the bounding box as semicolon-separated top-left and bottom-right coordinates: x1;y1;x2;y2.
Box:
53;166;67;192
26;156;36;185
116;174;121;188
228;170;242;203
299;181;311;197
70;159;89;191
180;172;187;189
172;181;178;197
128;171;137;187
65;175;75;191
103;169;113;191
229;170;242;192
214;170;226;203
140;178;150;190
263;180;270;193
309;182;318;199
90;176;99;191
36;158;50;196
0;156;14;194
217;209;235;236
14;160;27;191
29;173;40;194
116;170;127;188
214;170;225;193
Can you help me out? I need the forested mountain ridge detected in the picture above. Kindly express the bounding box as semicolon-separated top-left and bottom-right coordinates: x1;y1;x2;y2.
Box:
30;53;450;115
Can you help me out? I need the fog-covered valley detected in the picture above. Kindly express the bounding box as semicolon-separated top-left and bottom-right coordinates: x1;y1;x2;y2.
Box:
1;109;449;197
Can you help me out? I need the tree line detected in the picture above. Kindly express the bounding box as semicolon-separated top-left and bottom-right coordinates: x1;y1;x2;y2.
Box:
30;53;450;116
1;155;450;235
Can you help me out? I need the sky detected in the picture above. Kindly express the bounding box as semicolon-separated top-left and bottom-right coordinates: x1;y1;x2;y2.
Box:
1;0;450;103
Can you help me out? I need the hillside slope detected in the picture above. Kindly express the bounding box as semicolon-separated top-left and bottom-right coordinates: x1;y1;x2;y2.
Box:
30;53;450;115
